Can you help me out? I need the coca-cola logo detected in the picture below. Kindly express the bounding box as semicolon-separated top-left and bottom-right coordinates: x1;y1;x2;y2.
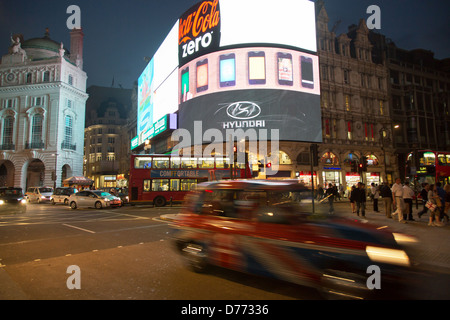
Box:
226;102;261;120
178;0;221;64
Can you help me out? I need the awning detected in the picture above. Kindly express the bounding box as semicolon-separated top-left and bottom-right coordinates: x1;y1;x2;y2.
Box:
63;176;94;186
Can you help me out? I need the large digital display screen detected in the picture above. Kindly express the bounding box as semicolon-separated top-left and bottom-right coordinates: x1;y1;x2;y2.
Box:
136;0;320;147
137;22;179;145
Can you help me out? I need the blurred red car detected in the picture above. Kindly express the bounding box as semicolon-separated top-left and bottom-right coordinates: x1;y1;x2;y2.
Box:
171;180;418;299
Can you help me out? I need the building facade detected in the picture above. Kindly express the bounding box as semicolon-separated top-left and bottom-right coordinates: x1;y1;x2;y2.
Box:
83;86;132;189
0;28;88;189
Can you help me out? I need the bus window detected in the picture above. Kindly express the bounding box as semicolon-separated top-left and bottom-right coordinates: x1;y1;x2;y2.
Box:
135;157;152;169
171;157;181;169
153;158;170;169
215;158;230;169
143;180;151;192
198;158;214;168
181;179;197;191
152;179;169;191
170;179;180;191
181;158;197;169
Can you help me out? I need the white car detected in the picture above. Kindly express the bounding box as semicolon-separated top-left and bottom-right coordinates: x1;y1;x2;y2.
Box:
51;187;77;205
68;190;121;210
25;187;54;203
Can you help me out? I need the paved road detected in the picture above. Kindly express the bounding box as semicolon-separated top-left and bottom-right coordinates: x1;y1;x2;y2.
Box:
0;201;448;301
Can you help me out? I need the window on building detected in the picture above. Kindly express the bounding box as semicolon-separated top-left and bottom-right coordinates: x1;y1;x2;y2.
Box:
345;95;351;111
26;73;32;84
64;115;73;145
68;75;73;86
2;116;14;147
347;121;352;140
343;70;349;84
43;71;50;82
31;114;43;144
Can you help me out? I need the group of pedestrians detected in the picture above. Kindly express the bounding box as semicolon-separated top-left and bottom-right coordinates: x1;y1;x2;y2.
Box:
348;178;450;226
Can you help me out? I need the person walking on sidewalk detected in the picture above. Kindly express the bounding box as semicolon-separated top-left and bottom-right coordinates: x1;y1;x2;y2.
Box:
403;181;415;221
355;182;366;218
428;184;443;227
325;183;336;214
418;183;430;219
370;183;380;212
391;178;406;223
380;181;393;218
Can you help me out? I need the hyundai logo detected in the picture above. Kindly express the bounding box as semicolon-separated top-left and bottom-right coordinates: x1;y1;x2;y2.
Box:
226;102;261;120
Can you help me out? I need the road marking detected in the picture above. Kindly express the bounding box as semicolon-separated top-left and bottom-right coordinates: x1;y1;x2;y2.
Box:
63;224;96;234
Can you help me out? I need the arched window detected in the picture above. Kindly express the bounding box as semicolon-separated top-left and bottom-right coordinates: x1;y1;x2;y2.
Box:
344;153;359;165
366;155;379;166
321;152;339;165
279;151;292;165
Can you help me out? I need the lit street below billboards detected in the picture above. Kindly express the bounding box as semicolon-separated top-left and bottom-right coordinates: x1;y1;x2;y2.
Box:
0;201;449;301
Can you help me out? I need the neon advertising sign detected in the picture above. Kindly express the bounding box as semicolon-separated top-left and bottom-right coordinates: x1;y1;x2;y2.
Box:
178;0;221;65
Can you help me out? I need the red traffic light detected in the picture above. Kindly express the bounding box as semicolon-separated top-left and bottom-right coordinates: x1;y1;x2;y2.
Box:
266;162;272;168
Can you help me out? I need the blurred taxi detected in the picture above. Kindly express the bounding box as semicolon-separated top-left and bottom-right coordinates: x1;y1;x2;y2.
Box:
171;180;418;299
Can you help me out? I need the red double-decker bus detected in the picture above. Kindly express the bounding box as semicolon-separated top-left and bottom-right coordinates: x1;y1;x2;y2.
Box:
129;154;252;206
407;150;450;186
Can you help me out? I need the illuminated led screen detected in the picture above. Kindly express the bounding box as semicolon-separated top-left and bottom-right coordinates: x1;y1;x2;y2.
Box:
136;0;321;146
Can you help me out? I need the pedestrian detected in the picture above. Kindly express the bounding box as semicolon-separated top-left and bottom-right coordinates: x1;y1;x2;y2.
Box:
355;182;366;218
417;183;430;219
370;183;380;212
436;182;446;221
427;184;443;226
317;186;324;200
325;183;336;214
379;181;393;218
403;181;415;221
391;178;406;223
349;185;357;213
443;184;450;224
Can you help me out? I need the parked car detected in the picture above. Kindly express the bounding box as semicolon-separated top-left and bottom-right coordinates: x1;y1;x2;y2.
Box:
0;187;27;214
68;190;121;210
171;180;418;299
25;187;54;203
51;187;77;205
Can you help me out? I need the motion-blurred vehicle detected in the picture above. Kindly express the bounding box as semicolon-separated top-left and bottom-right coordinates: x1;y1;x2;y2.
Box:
25;186;53;203
117;192;129;206
171;180;418;299
0;187;27;214
51;187;77;205
68;190;121;210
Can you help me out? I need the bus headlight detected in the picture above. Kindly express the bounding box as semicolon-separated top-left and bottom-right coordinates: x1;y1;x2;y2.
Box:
21;199;27;204
366;246;411;267
0;200;4;205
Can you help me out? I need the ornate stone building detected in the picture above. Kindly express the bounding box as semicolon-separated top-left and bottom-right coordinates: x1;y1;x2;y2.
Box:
0;28;88;189
289;3;396;192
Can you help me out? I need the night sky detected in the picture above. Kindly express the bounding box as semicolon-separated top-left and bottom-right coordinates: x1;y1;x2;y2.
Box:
1;0;449;89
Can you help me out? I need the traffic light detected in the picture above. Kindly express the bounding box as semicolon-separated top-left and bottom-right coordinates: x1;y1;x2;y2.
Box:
266;162;272;168
358;162;364;174
361;156;368;172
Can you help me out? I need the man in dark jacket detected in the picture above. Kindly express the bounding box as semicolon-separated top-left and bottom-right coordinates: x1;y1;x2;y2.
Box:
355;182;367;218
379;181;393;218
